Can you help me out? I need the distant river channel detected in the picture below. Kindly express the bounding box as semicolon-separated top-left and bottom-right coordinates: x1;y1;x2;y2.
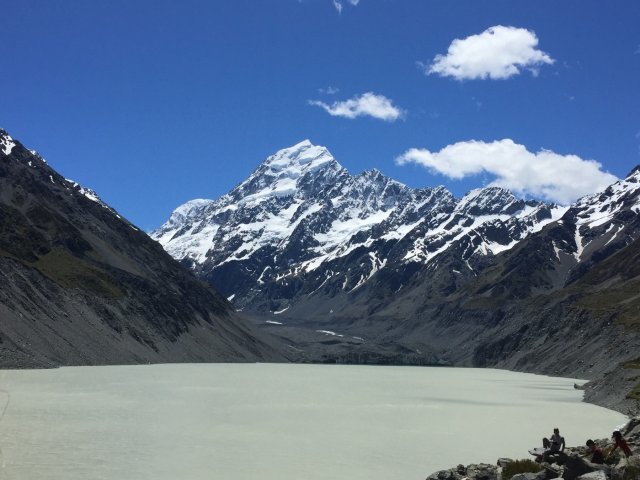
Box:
0;364;627;480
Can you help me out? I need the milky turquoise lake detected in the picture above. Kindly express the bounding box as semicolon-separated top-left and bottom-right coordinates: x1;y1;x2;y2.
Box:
0;364;627;480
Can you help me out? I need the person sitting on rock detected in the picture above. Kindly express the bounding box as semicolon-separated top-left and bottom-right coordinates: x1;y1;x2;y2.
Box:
543;428;566;462
586;439;604;464
609;430;632;458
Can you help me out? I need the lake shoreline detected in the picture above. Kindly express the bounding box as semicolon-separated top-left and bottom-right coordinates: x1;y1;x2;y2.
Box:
300;360;639;417
1;357;637;416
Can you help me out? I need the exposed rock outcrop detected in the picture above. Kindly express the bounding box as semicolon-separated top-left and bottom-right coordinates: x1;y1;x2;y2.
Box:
426;463;498;480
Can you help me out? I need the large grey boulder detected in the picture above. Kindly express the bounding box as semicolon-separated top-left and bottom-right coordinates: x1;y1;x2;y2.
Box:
426;463;497;480
425;469;464;480
510;473;546;480
466;463;498;480
576;472;607;480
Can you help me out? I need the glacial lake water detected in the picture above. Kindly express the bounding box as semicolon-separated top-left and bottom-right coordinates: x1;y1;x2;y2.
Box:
0;364;627;480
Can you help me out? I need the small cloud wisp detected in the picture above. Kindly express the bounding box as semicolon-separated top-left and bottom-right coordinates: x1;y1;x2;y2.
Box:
309;92;405;122
333;0;359;14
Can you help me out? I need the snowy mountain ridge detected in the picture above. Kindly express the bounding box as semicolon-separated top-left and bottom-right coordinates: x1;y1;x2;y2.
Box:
151;140;566;309
564;166;640;264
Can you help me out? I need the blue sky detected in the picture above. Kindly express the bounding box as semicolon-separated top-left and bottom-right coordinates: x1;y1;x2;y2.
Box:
1;0;639;230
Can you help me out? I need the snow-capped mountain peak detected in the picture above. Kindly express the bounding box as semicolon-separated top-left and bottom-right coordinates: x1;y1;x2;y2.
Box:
223;140;346;205
573;167;640;228
263;139;335;173
151;141;572;310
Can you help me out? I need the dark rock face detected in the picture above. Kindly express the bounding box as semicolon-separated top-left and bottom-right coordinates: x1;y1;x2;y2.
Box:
0;129;285;367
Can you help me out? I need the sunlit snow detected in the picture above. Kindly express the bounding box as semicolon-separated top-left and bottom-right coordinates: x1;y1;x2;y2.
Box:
150;139;626;297
0;133;16;155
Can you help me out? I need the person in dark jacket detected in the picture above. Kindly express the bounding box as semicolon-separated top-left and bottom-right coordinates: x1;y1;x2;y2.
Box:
586;439;604;464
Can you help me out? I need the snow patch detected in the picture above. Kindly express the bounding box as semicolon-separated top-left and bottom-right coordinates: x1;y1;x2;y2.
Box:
316;330;344;337
0;133;16;155
603;225;621;247
79;187;100;203
574;226;584;261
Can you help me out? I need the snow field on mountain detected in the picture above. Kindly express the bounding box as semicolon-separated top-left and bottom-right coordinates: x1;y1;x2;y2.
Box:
571;169;640;260
154;143;551;271
151;141;640;306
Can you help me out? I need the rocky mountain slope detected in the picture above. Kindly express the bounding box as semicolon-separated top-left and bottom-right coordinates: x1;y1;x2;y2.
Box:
0;129;285;368
153;141;640;413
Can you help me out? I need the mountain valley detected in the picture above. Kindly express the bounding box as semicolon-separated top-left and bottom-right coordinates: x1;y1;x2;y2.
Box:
1;129;638;413
154;141;640;413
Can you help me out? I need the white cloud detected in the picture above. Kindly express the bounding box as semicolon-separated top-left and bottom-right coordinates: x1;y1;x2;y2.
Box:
333;0;360;13
309;92;405;122
319;86;340;95
395;139;618;205
425;26;554;80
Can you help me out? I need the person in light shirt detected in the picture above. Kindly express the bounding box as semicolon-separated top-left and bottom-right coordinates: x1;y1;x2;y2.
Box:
543;427;565;463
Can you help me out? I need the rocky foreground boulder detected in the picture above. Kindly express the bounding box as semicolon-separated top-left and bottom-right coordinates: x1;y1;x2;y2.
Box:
427;463;498;480
426;463;498;480
427;418;640;480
